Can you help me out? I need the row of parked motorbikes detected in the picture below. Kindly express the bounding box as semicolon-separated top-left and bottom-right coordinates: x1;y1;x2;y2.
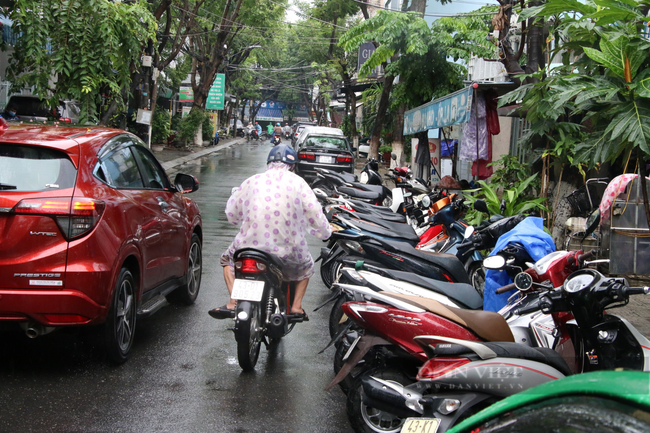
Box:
304;156;650;433
216;149;650;432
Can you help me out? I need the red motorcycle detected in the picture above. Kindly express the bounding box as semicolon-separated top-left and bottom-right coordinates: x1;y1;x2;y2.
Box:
327;244;599;433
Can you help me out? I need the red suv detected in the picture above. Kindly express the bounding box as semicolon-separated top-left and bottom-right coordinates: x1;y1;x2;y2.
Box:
0;119;202;363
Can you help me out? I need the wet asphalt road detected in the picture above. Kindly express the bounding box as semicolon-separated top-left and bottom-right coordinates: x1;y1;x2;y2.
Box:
0;141;354;433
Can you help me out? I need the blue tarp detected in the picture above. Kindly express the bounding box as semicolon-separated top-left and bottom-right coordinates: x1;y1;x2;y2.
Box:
256;108;283;122
483;217;556;312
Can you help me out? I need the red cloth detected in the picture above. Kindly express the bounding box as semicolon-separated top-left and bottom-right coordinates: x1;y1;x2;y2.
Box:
472;133;493;180
485;89;500;135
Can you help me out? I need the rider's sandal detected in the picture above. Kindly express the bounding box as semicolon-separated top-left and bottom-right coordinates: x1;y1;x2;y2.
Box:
208;305;235;319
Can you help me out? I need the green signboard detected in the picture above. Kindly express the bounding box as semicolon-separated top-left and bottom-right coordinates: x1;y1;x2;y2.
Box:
179;86;193;102
206;74;225;110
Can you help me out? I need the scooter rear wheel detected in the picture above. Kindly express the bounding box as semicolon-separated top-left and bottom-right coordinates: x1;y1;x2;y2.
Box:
236;303;262;371
347;368;410;433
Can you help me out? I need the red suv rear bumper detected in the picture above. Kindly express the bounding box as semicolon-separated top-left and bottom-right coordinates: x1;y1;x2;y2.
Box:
0;288;106;326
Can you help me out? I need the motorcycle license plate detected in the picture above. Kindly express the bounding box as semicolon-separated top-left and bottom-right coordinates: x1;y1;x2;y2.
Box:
401;418;440;433
231;279;265;302
318;156;334;164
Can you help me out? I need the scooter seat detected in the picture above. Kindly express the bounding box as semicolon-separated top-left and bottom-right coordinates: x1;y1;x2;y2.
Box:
381;292;514;343
346;218;421;244
377;239;472;284
348;182;384;194
338;186;383;201
382;269;483;309
433;342;572;377
344;208;406;224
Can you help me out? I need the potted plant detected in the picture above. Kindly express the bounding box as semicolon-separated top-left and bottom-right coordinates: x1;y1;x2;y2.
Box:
378;144;393;164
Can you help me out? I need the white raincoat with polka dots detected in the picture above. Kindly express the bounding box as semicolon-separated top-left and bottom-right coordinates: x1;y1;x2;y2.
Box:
222;162;332;281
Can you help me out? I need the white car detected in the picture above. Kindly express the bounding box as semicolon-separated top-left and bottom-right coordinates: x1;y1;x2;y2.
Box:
358;143;370;158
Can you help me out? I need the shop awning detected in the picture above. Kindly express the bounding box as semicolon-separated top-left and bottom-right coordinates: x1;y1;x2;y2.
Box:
256;108;283;122
403;81;518;135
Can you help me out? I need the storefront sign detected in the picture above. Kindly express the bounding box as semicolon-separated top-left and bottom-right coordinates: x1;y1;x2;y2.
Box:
403;87;473;135
179;86;194;102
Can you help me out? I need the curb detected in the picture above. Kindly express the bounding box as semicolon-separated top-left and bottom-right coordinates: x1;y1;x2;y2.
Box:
160;138;245;171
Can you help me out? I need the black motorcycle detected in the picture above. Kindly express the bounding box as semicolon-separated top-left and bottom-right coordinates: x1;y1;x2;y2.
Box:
228;248;307;371
271;135;282;145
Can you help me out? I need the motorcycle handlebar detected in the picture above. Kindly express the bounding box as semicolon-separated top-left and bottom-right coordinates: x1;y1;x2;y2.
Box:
625;286;650;296
576;249;598;265
457;240;473;249
514;300;541;316
495;282;517;295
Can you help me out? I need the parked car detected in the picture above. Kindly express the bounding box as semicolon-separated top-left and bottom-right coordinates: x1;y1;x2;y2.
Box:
0;118;203;363
291;121;317;146
4;95;84;124
443;371;650;433
358;136;370;158
294;126;354;182
294;126;345;148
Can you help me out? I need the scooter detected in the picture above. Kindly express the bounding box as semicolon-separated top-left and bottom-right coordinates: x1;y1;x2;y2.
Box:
219;248;308;371
358;267;650;432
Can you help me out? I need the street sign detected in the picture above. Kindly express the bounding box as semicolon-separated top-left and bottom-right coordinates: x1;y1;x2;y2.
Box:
358;42;379;78
179;86;193;102
206;74;225;110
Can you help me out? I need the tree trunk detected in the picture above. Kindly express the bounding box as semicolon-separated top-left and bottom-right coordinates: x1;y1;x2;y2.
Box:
369;74;396;159
391;104;406;168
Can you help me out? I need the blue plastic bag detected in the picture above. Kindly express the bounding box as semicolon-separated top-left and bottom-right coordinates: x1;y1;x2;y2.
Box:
483;217;556;312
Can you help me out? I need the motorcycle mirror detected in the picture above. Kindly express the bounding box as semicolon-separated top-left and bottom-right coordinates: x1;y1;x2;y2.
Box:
584;209;601;238
514;272;534;291
483;255;506;270
474;199;489;214
464;226;474;239
391;153;397;160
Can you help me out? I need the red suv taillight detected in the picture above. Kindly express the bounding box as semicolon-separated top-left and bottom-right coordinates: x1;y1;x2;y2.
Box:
12;197;105;241
417;357;472;380
298;151;316;161
235;258;267;274
336;155;353;163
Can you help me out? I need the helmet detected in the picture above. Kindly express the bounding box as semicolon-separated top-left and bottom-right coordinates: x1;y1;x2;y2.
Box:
255;122;258;124
276;122;281;126
267;144;297;165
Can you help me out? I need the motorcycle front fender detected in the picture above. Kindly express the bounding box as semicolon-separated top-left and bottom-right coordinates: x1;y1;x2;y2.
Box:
322;244;346;268
324;334;392;390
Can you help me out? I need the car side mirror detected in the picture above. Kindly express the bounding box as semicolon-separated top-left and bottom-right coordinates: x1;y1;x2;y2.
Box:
174;173;199;193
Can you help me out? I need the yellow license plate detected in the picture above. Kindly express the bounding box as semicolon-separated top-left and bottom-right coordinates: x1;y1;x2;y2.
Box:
401;417;440;433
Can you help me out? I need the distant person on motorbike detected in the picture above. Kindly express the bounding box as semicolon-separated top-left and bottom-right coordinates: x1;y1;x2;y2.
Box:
254;122;262;139
271;122;283;143
266;122;274;136
2;105;18;120
283;122;292;137
208;144;332;320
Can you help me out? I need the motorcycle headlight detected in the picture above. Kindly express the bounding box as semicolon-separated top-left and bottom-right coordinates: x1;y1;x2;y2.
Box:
420;195;431;208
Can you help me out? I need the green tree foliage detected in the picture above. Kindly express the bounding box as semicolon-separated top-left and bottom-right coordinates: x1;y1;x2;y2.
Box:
503;0;650;168
7;0;156;122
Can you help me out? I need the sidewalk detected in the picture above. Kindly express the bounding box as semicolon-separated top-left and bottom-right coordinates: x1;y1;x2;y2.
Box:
153;137;245;170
